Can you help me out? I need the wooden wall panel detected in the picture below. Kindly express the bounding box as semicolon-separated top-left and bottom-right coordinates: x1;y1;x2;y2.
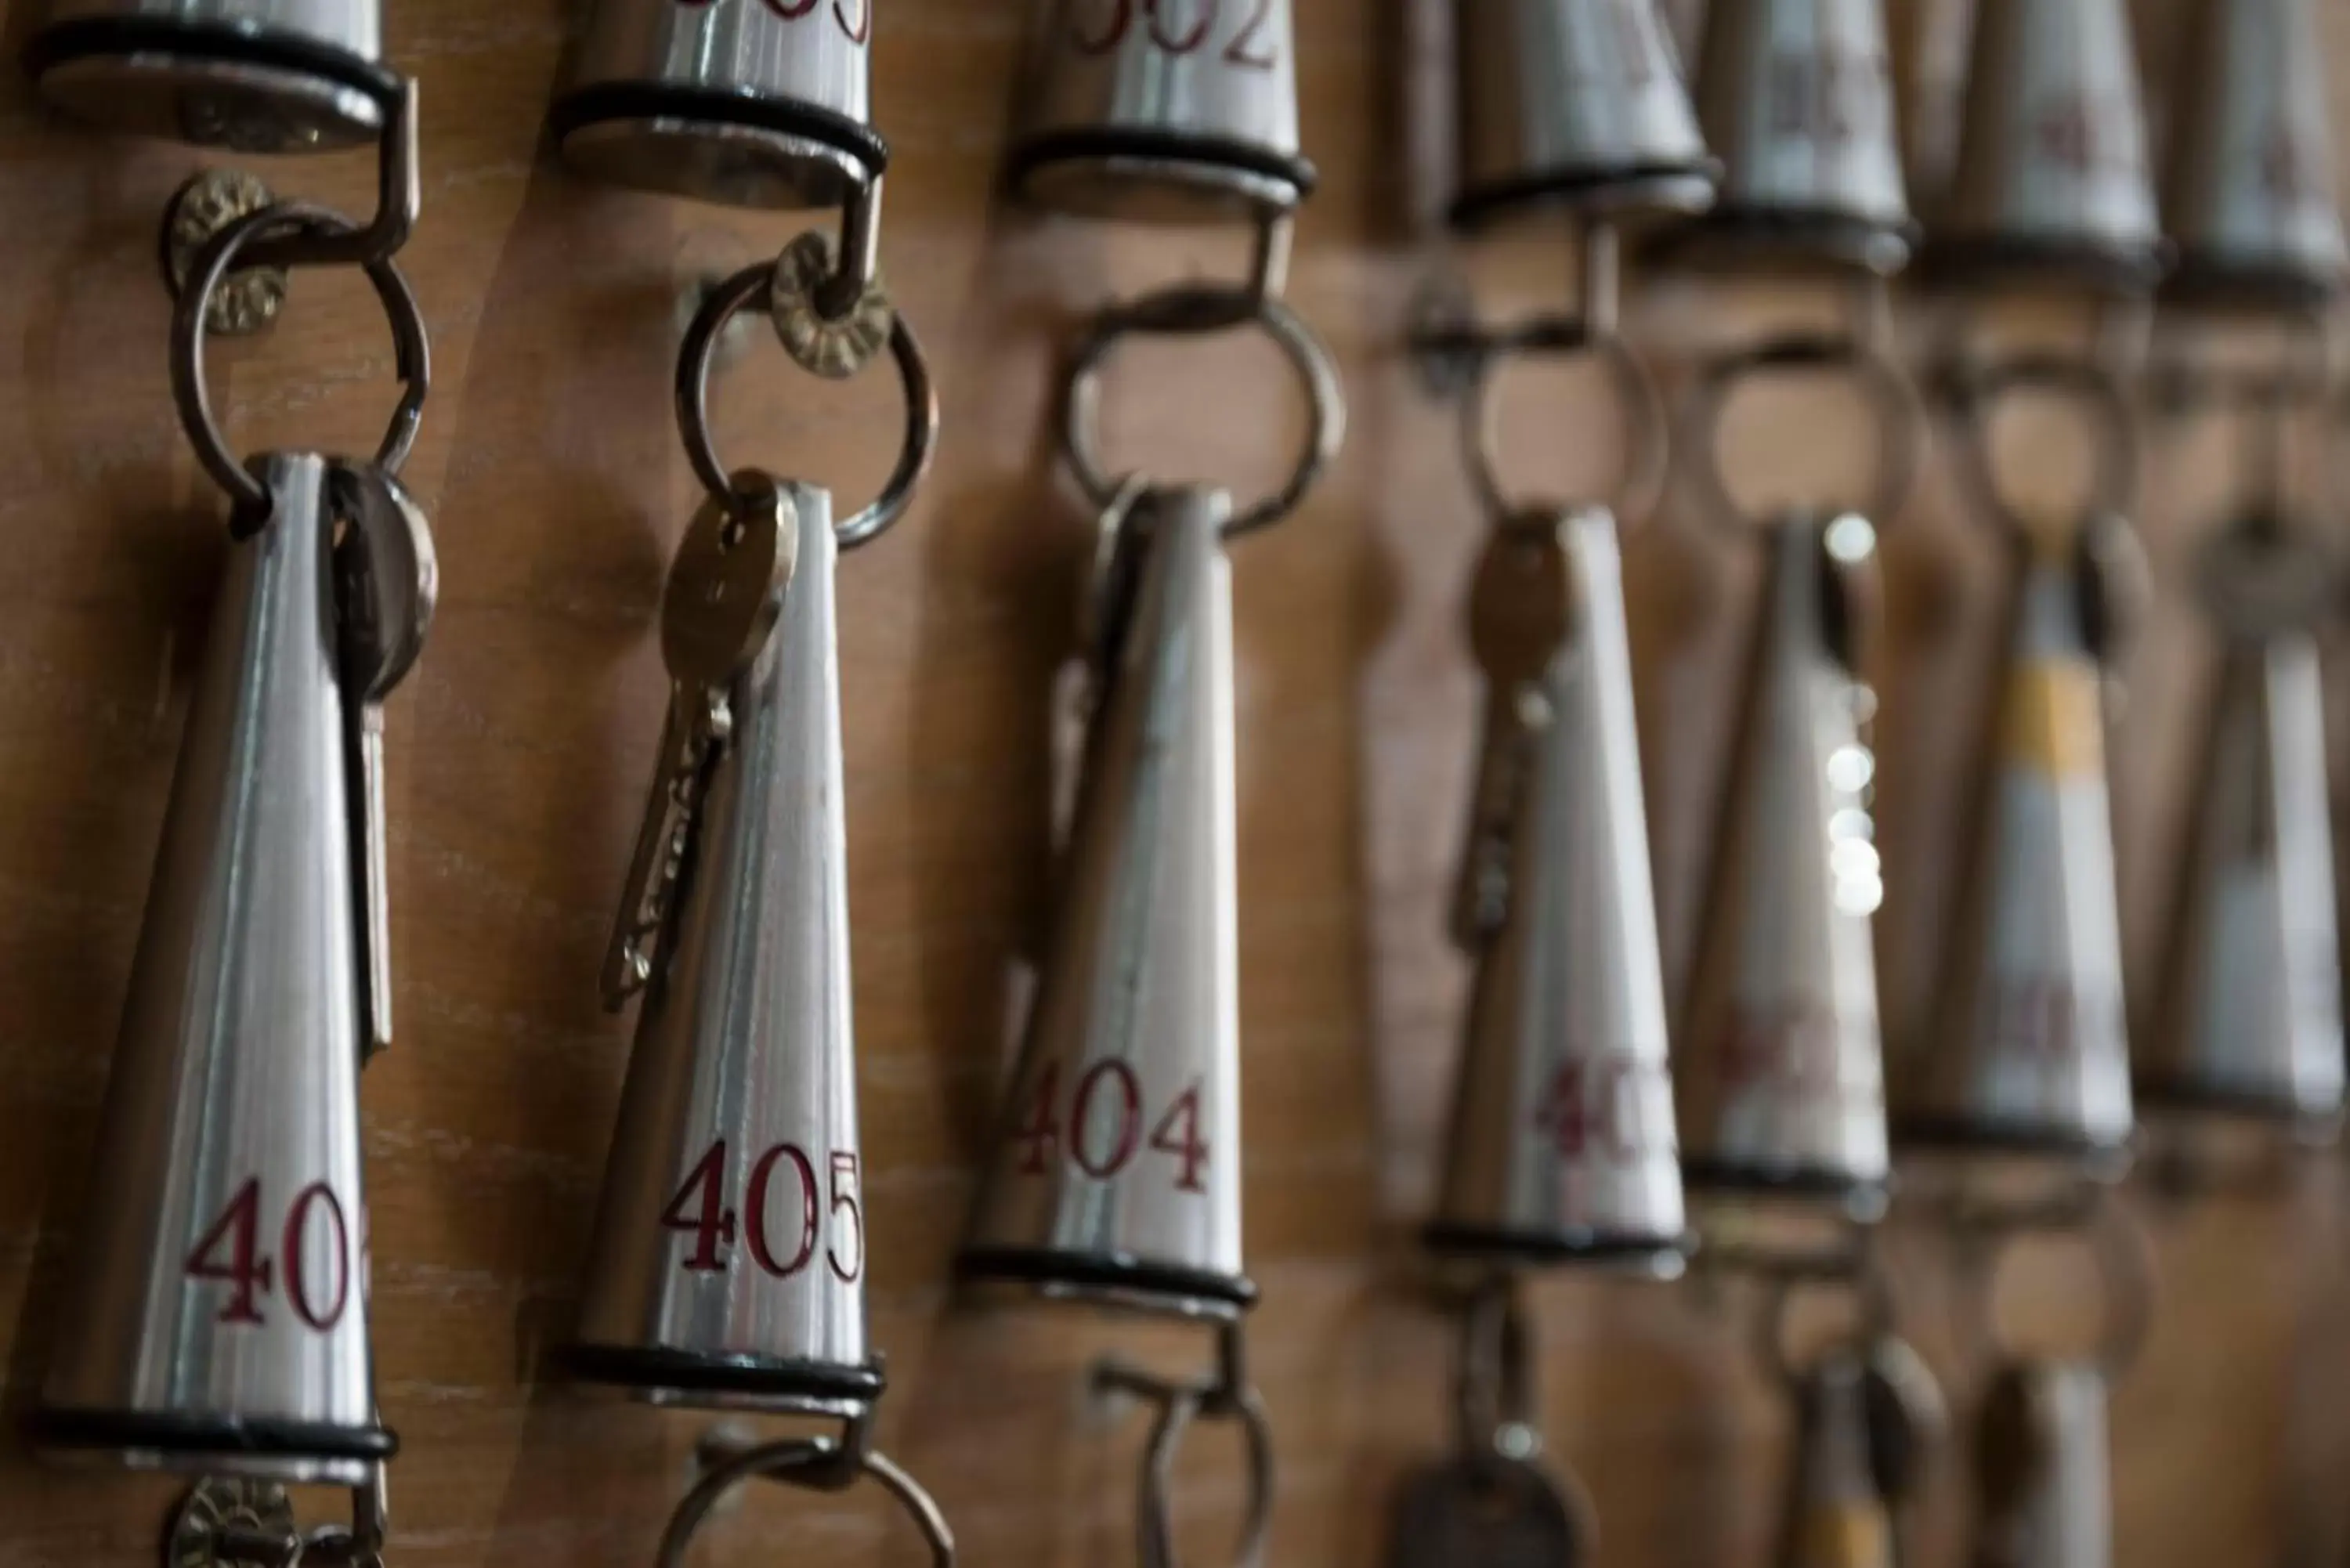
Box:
0;2;2345;1567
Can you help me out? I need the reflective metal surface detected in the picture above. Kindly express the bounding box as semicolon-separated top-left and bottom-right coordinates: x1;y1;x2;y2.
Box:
554;0;881;210
1683;0;1911;273
569;483;880;1414
34;454;388;1485
1008;0;1312;219
1426;509;1687;1271
1922;0;2164;290
2160;0;2348;309
959;487;1249;1317
1678;517;1890;1221
2142;634;2344;1129
32;0;388;151
1454;0;1719;228
1892;538;2135;1165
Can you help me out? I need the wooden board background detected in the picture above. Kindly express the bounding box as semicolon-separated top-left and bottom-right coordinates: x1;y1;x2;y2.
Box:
1;1;2348;1565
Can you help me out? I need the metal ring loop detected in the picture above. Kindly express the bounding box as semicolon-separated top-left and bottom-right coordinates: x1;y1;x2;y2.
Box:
655;1434;955;1568
1061;284;1346;538
1943;352;2138;537
172;201;430;522
1752;1245;1895;1392
1134;1382;1275;1568
1679;331;1923;536
1964;1189;2157;1379
677;248;938;549
1466;314;1668;527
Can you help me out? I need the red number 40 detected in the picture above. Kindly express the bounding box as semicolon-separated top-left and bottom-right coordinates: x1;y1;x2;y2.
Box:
1013;1061;1210;1192
184;1178;356;1331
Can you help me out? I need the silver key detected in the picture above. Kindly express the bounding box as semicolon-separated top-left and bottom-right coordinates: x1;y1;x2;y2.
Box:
331;460;439;1062
602;478;798;1008
1452;517;1574;948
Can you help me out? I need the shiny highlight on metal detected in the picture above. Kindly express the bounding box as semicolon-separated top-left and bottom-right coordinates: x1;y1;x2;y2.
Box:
1006;0;1314;219
1971;1360;2113;1568
1678;515;1891;1230
1452;0;1720;229
567;482;884;1414
959;486;1252;1318
551;0;886;211
2141;599;2344;1131
1679;0;1913;273
1426;508;1688;1273
2160;0;2348;309
33;454;391;1485
1921;0;2164;291
28;0;393;152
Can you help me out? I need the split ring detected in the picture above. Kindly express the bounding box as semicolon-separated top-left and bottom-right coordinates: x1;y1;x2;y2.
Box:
172;201;430;525
655;1433;955;1568
1943;352;2139;538
677;248;938;550
1679;331;1923;536
1061;283;1347;538
1466;315;1668;527
1954;1188;2157;1378
1134;1382;1275;1568
1754;1248;1896;1393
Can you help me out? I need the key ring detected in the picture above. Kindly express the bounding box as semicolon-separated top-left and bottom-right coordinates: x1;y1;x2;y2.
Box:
1941;352;2139;540
1061;283;1347;539
1679;331;1923;536
1465;314;1669;527
656;1428;955;1568
172;201;431;527
1094;1321;1275;1568
676;242;938;551
1949;1186;2157;1378
1754;1245;1896;1393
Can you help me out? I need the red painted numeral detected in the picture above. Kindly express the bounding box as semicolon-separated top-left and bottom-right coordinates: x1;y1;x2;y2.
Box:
660;1140;738;1273
1010;1068;1212;1192
1014;1060;1063;1173
1072;0;1277;69
186;1179;273;1325
662;1139;863;1280
1535;1056;1645;1165
744;1143;818;1278
675;0;866;45
1149;1086;1210;1192
827;1153;866;1282
1072;1060;1143;1177
284;1183;352;1331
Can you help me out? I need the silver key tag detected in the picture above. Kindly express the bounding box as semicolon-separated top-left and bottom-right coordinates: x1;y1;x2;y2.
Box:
602;479;797;1007
1387;1457;1589;1568
330;459;439;1062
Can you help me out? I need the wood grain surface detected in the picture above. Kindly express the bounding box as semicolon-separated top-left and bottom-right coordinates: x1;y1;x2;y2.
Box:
0;2;2346;1566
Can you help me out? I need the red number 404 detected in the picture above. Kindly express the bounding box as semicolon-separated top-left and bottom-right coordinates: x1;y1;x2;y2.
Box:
1013;1060;1210;1192
660;1140;866;1283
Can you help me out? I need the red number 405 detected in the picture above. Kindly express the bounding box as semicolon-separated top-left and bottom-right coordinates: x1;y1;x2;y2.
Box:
1012;1060;1210;1193
660;1140;866;1282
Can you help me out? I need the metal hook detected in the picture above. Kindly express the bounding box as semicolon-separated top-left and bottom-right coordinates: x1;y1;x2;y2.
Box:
1094;1321;1276;1568
1452;1277;1540;1465
237;81;421;273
